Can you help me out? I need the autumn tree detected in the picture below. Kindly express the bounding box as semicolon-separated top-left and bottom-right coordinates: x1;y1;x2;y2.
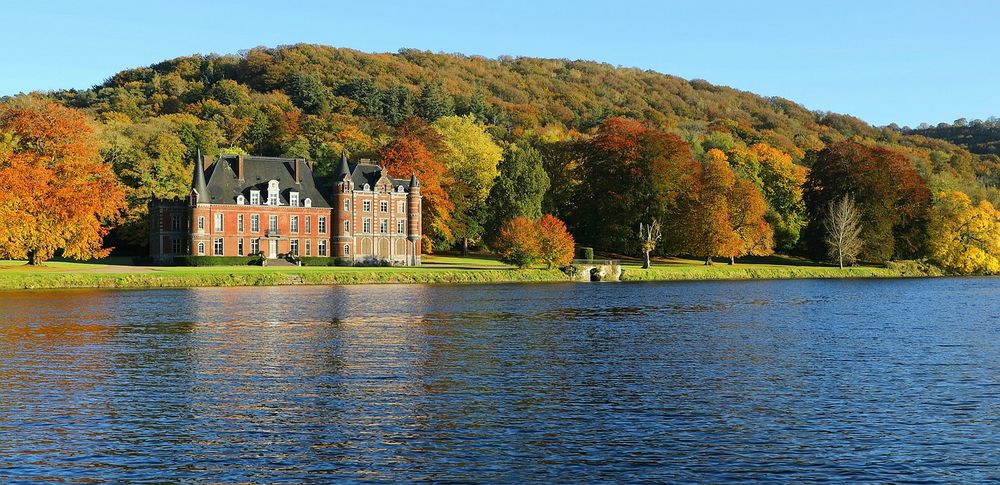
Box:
537;214;575;269
432;115;503;254
803;140;931;263
379;135;454;251
576;117;700;254
638;219;662;269
493;217;541;268
926;191;1000;274
823;195;864;269
0;99;126;265
484;143;550;244
726;143;806;251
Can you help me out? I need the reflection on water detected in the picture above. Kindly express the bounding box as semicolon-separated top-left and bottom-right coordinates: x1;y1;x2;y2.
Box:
3;279;1000;481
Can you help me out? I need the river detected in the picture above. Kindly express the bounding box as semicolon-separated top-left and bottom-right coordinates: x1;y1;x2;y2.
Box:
2;279;1000;482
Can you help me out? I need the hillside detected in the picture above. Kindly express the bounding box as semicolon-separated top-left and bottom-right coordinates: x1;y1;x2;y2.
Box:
19;43;1000;259
903;119;1000;156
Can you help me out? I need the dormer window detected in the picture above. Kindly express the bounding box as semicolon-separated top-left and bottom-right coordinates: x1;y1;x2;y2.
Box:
267;180;280;206
304;198;312;208
290;192;299;207
237;195;245;205
250;190;260;205
363;183;370;191
397;185;404;193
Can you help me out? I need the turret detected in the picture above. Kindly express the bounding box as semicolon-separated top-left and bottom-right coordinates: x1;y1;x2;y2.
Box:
407;174;422;264
191;148;208;204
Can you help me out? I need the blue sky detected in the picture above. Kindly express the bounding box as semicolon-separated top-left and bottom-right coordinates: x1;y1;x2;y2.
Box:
2;0;997;127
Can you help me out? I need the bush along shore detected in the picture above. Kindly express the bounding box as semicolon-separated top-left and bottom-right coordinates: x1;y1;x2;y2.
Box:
0;255;945;290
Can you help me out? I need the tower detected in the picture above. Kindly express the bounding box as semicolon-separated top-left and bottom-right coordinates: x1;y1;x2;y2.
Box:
189;149;211;256
331;152;354;260
407;174;422;265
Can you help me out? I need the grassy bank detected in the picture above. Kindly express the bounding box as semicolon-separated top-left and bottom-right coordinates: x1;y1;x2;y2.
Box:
0;254;937;290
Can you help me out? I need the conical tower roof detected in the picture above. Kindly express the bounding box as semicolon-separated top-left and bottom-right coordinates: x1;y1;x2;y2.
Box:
192;148;208;202
333;152;351;181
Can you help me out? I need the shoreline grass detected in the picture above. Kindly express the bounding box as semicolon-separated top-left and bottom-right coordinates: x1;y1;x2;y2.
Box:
0;254;939;290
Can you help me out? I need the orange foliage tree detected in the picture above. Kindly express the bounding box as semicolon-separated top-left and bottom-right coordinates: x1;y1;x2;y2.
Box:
538;214;575;269
493;217;541;268
379;134;454;252
0;99;126;265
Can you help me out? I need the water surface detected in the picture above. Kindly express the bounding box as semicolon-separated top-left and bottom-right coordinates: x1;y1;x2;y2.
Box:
2;279;1000;482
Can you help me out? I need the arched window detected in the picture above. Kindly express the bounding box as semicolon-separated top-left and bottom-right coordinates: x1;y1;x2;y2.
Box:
236;194;245;205
267;180;280;205
197;242;205;255
344;244;351;256
304;198;312;208
397;185;404;193
363;183;370;191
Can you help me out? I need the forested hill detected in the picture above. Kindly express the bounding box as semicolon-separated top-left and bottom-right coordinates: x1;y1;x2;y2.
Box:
30;43;1000;260
903;120;1000;156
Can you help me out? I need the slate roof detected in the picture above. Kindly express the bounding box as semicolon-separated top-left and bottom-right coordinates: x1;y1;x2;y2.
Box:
196;155;413;206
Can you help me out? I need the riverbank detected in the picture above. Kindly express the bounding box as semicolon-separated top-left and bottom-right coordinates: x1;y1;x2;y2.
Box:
0;254;942;290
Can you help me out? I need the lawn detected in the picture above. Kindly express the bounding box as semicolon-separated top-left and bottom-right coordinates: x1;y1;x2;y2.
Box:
0;253;936;290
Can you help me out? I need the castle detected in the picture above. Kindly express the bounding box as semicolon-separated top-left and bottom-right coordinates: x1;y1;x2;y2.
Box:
148;153;422;265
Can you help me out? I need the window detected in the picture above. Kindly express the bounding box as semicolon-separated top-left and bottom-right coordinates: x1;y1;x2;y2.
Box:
237;214;243;233
238;238;244;256
197;216;205;231
397;220;405;234
305;240;311;256
380;201;388;212
343;199;350;211
363;218;371;233
318;240;327;256
171;238;181;254
291;216;299;233
344;244;351;256
251;214;260;232
305;216;311;234
363;183;370;191
398;201;405;213
344;221;350;235
250;190;260;205
267;180;280;206
290;192;299;207
171;215;181;231
251;238;260;255
237;195;245;205
214;213;223;232
379;219;388;234
290;239;299;256
397;185;404;193
197;242;205;255
214;238;223;255
318;217;327;233
269;215;278;233
304;198;312;208
363;200;371;212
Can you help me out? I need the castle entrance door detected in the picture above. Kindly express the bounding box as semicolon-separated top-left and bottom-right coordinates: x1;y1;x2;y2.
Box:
268;239;278;259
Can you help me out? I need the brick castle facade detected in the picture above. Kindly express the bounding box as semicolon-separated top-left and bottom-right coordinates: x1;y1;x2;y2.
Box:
149;153;421;265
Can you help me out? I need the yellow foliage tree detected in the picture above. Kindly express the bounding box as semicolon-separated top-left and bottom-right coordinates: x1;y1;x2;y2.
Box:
927;191;1000;274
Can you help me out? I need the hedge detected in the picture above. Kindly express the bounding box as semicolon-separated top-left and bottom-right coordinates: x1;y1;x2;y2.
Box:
576;247;594;261
298;256;343;267
174;256;259;266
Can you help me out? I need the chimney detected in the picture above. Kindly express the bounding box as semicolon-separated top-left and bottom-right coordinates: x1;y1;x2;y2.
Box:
294;159;301;184
237;155;245;182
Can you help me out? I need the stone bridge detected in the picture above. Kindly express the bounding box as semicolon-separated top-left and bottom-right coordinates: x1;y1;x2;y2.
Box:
569;259;622;282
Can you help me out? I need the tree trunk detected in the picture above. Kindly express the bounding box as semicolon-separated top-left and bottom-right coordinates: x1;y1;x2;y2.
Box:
705;256;713;266
462;237;468;256
27;250;40;266
839;251;844;269
642;251;650;269
729;256;735;265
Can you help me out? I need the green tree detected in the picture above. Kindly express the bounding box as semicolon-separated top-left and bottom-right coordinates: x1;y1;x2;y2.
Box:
417;82;455;121
484;144;550;244
285;72;328;114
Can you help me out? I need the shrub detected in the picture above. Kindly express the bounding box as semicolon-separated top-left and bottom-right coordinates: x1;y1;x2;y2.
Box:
493;217;542;268
299;256;343;267
576;246;594;261
174;256;257;266
538;215;575;268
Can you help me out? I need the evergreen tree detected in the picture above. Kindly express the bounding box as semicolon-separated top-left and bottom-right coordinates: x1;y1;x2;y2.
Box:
484;144;550;244
417;82;455;121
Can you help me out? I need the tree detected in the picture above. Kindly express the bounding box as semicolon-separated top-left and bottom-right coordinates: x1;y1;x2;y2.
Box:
285;72;328;114
803;140;931;262
726;143;806;252
823;195;864;269
926;191;1000;274
378;135;454;251
727;177;774;264
417;82;455;121
484;143;550;244
493;217;541;268
432;115;503;254
638;219;662;269
0;99;126;265
537;215;575;269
